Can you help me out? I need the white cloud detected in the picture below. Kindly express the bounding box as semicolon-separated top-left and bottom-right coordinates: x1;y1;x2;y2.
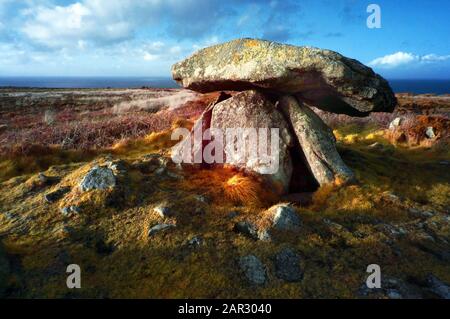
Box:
369;52;418;68
19;0;231;49
369;52;450;68
21;1;136;48
421;54;450;63
143;52;158;61
140;41;188;62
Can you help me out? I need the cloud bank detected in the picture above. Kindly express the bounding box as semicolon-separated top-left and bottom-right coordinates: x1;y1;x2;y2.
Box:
369;52;450;68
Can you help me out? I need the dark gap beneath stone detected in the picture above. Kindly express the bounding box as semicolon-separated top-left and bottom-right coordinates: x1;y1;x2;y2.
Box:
288;137;319;193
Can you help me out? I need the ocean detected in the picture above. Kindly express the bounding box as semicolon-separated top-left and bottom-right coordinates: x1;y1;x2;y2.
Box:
0;77;449;94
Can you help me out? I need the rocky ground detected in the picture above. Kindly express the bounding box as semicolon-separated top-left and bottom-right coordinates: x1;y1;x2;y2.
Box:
0;88;449;298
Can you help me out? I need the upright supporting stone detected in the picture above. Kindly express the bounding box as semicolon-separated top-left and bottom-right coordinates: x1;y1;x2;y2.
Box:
278;95;355;186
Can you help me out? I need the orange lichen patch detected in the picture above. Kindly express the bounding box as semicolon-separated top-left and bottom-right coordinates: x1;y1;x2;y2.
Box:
334;176;347;187
223;174;261;206
179;165;277;207
244;39;261;48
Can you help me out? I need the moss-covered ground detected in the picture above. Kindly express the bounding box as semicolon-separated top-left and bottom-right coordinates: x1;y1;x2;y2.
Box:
0;121;448;298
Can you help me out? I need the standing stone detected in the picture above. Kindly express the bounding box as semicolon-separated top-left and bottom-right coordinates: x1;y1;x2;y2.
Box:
210;90;294;193
278;95;355;185
172;38;396;116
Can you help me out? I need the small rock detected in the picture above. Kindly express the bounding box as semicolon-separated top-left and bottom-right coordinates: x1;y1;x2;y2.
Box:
273;248;303;282
389;117;402;130
271;205;301;230
386;289;403;299
257;229;272;241
60;207;71;216
166;171;183;180
425;126;436;139
60;205;81;216
234;221;258;239
79;165;116;192
37;173;60;185
383;191;400;202
408;207;434;218
154;205;172;218
426;275;450;299
234;221;270;241
70;205;81;214
148;223;175;237
0;124;8;134
106;159;127;173
227;211;240;219
238;255;267;285
38;172;49;184
187;236;203;247
195;195;208;203
368;142;383;151
44;186;71;203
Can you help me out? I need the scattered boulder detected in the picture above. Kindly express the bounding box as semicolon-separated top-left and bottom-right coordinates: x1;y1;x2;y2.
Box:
44;186;71;203
60;205;81;216
278;95;355;185
106;159;127;174
238;255;267;285
148;223;175;237
425;126;436;139
358;277;422;299
368;142;383;151
79;166;116;192
133;154;167;174
154;205;172;218
38;172;60;185
426;275;450;299
389;117;402;130
234;221;271;241
408;207;434;219
172;38;396;116
266;204;302;231
187;236;203;248
0;124;8;134
273;248;303;282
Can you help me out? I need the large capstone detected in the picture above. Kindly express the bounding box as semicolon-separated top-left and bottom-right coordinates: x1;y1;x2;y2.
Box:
172;38;396;116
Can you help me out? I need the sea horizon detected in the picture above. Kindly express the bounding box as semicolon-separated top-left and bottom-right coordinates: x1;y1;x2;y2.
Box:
0;76;449;95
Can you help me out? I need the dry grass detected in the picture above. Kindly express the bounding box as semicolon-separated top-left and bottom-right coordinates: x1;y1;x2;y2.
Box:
0;91;449;299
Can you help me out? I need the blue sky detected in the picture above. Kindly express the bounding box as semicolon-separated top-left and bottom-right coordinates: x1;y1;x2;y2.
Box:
0;0;449;78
